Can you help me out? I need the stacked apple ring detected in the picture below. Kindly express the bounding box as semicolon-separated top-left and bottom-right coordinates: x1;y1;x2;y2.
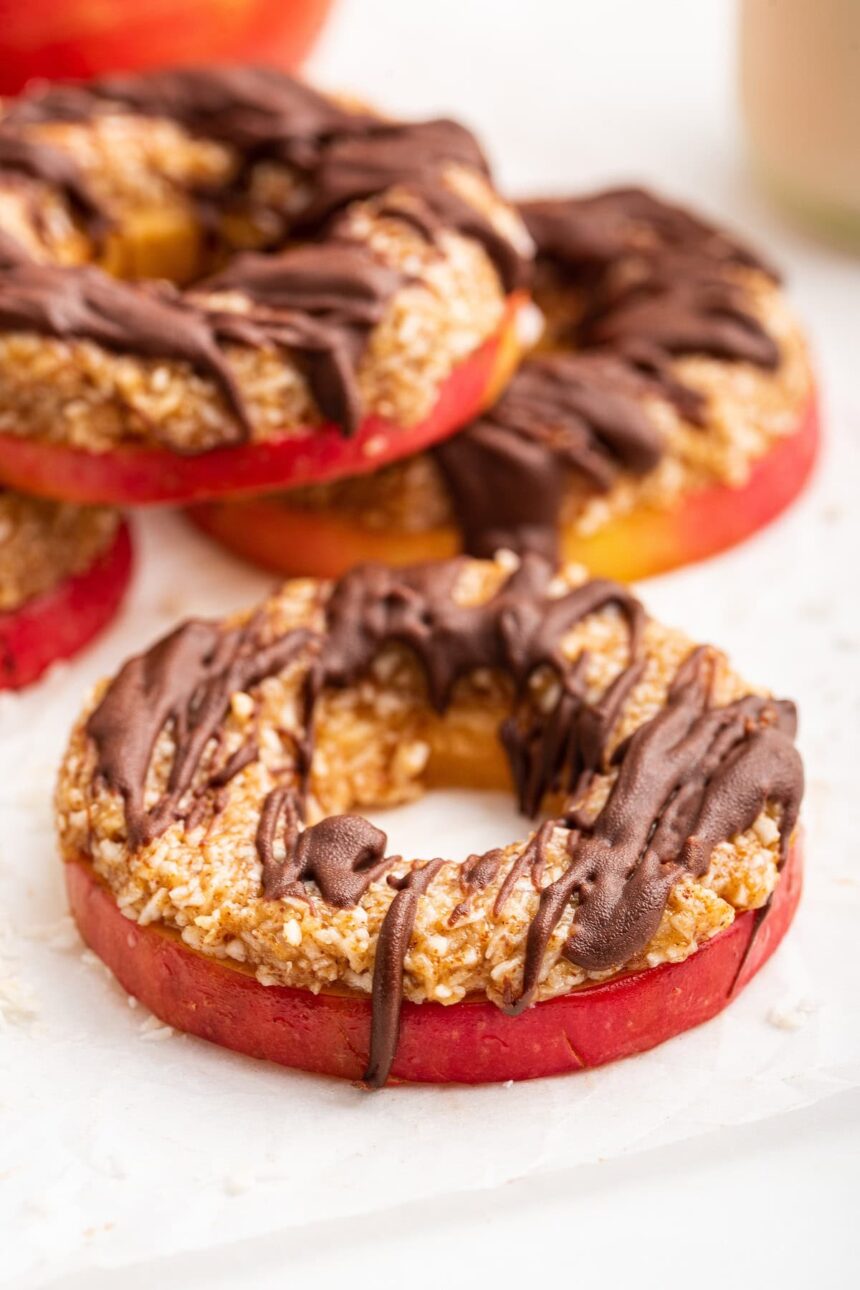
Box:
59;554;804;1087
192;186;818;582
0;489;131;689
0;66;530;506
0;65;529;682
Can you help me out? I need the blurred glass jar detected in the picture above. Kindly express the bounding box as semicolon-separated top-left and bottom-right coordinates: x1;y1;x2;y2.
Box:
739;0;860;243
0;0;336;95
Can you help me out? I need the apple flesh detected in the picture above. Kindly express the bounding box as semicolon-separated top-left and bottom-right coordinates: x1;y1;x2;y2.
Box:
187;394;820;583
0;297;524;507
1;518;132;690
64;836;802;1085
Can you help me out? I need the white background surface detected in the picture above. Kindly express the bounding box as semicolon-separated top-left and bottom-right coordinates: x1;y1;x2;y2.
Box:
2;1;860;1286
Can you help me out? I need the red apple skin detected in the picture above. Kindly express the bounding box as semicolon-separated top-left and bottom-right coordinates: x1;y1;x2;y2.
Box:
0;519;132;690
64;836;802;1085
0;298;524;507
187;394;820;584
0;0;335;94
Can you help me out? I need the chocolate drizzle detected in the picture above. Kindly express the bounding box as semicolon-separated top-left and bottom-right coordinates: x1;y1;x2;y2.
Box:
0;228;32;268
257;801;389;905
434;353;666;560
0;242;401;436
77;69;525;287
521;187;781;369
366;859;444;1087
86;617;314;847
4;66;373;163
1;66;527;291
518;187;779;283
292;118;527;292
427;186;784;562
581;250;780;370
316;556;643;743
508;648;802;1012
85;557;803;1086
0;130;108;242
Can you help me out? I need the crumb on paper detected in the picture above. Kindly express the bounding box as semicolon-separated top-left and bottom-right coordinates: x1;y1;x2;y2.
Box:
766;997;817;1031
0;917;40;1027
0;972;39;1028
80;947;113;979
23;915;81;954
223;1170;255;1197
138;1013;174;1041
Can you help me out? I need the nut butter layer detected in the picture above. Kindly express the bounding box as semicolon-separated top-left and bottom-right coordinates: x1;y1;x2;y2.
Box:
57;553;803;1087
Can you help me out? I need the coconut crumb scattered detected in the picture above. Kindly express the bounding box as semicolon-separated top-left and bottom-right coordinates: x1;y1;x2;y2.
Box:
0;918;39;1027
223;1171;255;1197
767;998;817;1031
138;1014;175;1042
23;914;81;953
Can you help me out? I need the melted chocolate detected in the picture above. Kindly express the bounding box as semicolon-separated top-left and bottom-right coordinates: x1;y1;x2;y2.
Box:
582;250;780;370
429;186;782;562
86;617;315;847
508;649;802;1011
258;799;390;905
519;187;778;282
0;263;247;433
317;555;643;742
0;228;32;268
0;241;400;435
3;66;369;158
0;130;108;241
366;859;444;1088
434;353;665;561
85;558;803;1086
1;66;526;291
294;119;526;291
522;188;780;370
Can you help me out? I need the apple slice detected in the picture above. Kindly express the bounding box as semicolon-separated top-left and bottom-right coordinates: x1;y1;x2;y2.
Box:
0;1;334;95
64;836;802;1086
1;519;132;690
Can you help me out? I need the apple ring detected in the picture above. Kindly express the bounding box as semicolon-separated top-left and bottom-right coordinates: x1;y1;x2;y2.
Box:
0;489;132;689
0;67;530;504
58;553;804;1087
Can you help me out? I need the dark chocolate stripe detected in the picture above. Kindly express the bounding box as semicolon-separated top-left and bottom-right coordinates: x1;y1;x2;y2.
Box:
0;228;32;267
434;353;666;562
365;859;445;1087
0;130;108;241
519;186;779;282
0;241;400;437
